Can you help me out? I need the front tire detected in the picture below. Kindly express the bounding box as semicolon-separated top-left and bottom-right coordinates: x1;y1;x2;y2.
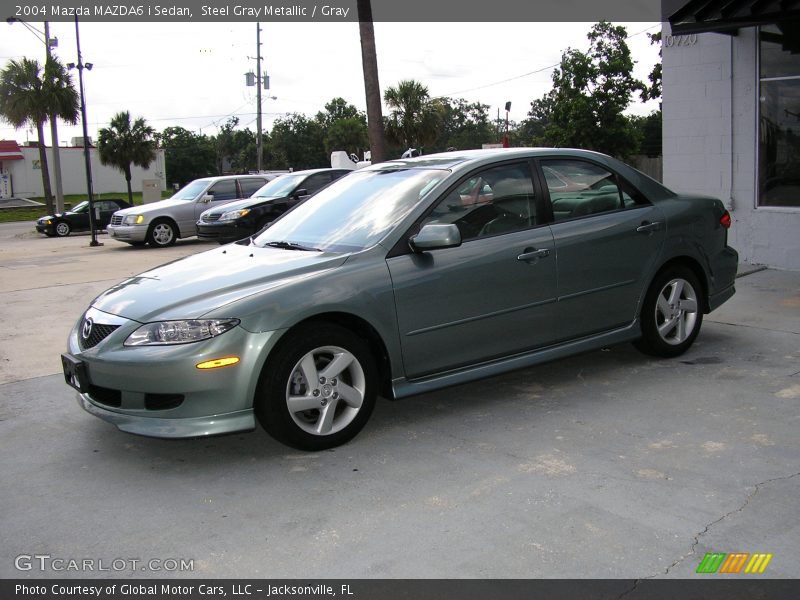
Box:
55;221;71;237
255;324;377;451
635;266;704;357
147;220;176;247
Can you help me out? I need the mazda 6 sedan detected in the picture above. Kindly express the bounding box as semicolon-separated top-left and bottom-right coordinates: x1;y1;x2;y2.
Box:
63;148;738;450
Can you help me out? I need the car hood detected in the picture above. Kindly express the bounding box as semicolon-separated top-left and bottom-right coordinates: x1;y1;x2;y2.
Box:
38;211;76;221
91;242;348;322
113;198;191;215
202;195;284;214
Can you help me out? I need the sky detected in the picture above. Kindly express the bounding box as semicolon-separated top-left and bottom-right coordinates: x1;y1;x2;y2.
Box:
0;20;662;149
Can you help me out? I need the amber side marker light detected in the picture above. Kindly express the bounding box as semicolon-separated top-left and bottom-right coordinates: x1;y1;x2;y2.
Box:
720;211;732;229
196;357;240;370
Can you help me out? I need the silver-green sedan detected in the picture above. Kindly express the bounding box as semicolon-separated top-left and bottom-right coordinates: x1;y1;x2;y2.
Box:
62;149;738;450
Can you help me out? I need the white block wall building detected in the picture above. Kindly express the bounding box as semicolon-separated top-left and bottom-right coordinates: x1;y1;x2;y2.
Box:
662;2;800;271
0;142;166;199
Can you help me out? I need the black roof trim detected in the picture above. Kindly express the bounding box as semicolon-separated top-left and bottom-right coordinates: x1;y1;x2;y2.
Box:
667;0;800;35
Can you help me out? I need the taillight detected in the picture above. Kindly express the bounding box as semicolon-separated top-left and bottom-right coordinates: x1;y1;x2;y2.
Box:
720;211;732;229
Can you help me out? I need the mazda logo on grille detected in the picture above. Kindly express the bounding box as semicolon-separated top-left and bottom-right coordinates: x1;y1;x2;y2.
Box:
81;317;93;340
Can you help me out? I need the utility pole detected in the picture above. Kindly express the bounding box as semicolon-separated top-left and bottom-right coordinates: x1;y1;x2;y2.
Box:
256;22;263;172
43;21;65;213
245;25;273;173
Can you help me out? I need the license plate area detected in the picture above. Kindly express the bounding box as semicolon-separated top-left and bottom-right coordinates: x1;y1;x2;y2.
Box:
61;353;89;393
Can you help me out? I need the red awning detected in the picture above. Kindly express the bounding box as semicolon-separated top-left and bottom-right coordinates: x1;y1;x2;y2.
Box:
0;140;24;160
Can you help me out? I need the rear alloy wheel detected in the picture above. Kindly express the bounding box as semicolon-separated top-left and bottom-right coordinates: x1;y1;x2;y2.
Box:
147;220;176;247
256;324;377;450
635;267;703;357
55;221;71;237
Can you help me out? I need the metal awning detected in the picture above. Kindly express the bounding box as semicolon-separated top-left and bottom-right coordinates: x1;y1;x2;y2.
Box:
0;140;23;160
666;0;800;35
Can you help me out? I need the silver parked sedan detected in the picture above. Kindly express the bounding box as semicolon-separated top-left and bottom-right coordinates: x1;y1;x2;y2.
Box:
63;149;738;450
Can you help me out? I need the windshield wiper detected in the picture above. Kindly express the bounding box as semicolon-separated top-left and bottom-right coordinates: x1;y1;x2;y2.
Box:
264;241;321;252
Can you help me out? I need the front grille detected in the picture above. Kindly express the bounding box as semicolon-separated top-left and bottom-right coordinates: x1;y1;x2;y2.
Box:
110;215;123;226
201;213;222;223
79;319;120;350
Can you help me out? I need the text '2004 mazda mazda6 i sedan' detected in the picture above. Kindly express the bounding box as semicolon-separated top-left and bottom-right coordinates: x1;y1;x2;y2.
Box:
62;148;738;451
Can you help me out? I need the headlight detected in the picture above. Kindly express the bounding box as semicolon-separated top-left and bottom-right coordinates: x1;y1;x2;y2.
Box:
123;215;144;225
45;219;53;225
219;208;250;221
124;319;240;346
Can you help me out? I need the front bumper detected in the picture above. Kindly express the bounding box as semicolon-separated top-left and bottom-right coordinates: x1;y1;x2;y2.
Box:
67;309;280;438
107;224;148;242
196;221;254;244
36;222;54;234
77;393;255;437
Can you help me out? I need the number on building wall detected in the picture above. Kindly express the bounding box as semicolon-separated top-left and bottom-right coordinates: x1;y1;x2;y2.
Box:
664;34;698;47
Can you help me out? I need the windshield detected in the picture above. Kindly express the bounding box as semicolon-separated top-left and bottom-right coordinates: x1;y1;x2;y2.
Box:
252;174;304;198
70;200;89;213
254;168;446;252
171;180;209;201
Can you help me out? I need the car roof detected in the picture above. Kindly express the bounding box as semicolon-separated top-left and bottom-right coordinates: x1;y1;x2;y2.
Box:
191;174;276;184
280;168;351;176
366;147;675;201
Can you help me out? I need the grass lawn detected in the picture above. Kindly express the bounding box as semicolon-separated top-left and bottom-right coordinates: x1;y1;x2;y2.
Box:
0;191;173;224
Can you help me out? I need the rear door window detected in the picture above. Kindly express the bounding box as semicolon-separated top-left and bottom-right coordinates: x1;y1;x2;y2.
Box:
540;160;623;221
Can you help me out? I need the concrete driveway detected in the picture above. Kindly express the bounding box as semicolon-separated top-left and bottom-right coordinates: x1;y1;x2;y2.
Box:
0;221;798;579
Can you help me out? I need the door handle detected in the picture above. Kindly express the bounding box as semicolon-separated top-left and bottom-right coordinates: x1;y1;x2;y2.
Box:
636;221;662;234
517;248;550;262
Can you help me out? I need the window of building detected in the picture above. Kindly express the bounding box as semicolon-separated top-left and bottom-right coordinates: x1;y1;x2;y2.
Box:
759;24;800;208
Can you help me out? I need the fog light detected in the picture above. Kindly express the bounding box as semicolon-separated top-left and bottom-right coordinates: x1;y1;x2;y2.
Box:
196;356;240;369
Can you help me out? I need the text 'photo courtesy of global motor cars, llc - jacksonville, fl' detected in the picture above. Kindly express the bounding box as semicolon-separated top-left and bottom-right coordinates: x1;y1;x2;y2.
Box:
62;148;737;451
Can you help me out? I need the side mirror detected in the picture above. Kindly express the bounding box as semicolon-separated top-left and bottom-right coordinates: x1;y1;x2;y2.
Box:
201;194;214;203
292;188;309;199
409;224;461;253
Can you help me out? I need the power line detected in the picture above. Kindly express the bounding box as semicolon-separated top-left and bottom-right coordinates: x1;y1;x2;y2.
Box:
437;24;660;99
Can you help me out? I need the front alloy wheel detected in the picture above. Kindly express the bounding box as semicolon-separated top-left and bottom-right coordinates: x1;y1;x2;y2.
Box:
286;346;366;437
55;221;71;237
635;266;704;357
256;324;377;450
148;221;176;247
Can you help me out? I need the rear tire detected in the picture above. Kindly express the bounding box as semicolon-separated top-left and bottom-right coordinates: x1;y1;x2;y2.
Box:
147;219;176;247
255;323;377;451
635;266;704;358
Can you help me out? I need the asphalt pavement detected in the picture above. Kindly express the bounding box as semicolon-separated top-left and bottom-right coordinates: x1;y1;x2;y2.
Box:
0;221;798;580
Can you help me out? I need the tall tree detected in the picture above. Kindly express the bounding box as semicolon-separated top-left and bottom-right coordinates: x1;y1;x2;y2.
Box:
316;98;368;158
156;126;216;187
357;0;386;163
383;79;444;151
270;113;327;169
528;21;646;158
0;57;79;213
432;98;494;151
98;111;157;205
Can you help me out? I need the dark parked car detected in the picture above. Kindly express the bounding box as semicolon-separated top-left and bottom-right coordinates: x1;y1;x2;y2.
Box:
36;199;131;237
196;168;351;243
63;149;737;451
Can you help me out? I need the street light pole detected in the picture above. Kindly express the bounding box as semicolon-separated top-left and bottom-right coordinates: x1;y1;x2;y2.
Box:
73;15;101;247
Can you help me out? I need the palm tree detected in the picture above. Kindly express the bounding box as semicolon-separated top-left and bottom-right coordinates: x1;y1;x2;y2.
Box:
0;57;79;214
356;0;386;163
383;80;444;152
98;111;157;205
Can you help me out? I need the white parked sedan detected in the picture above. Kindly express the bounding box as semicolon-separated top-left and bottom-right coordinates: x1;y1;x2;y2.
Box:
107;174;275;247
